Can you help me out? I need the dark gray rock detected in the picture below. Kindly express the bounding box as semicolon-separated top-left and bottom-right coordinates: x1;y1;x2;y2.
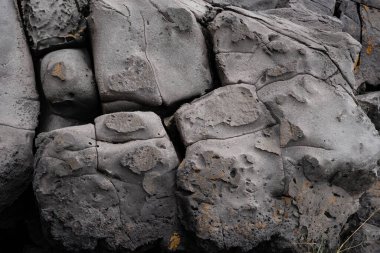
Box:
89;0;212;110
21;0;88;52
34;113;180;252
204;0;289;11
358;91;380;130
40;49;99;120
175;84;276;146
0;0;39;212
339;0;361;41
356;5;380;87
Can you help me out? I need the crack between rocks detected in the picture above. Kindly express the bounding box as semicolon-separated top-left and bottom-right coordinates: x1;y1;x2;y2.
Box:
140;12;164;104
350;0;380;10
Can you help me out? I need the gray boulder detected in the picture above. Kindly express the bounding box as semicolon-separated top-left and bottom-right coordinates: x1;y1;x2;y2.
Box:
21;0;88;52
358;91;380;130
0;0;39;211
40;49;99;120
339;0;361;41
89;0;212;111
34;112;180;252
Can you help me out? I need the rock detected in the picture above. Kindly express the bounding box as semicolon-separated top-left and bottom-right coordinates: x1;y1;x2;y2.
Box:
177;127;286;252
89;0;212;110
356;5;380;87
352;0;380;9
338;0;361;41
258;74;380;194
357;91;380;130
264;6;343;32
204;0;289;11
34;113;180;252
38;108;84;133
175;84;275;146
21;0;88;53
40;49;99;120
291;0;337;16
357;181;380;227
0;0;39;211
209;9;360;93
95;111;166;143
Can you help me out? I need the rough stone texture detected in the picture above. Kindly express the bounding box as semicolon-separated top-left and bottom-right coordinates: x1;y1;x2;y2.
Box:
358;91;380;130
90;0;212;110
290;0;337;16
356;5;380;87
204;0;289;11
33;113;180;252
40;49;99;120
264;6;343;31
352;0;380;9
21;0;88;52
210;9;360;93
175;84;276;146
0;0;39;212
39;105;84;133
339;0;361;42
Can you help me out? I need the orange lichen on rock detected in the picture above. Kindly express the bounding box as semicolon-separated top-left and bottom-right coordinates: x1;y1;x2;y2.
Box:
168;233;181;251
51;62;65;81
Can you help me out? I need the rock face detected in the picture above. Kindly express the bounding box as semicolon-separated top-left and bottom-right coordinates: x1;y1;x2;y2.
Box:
2;0;380;252
0;0;39;212
89;0;212;111
21;0;88;53
33;112;179;252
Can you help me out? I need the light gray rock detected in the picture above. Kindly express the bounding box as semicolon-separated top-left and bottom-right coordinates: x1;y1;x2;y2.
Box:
351;0;380;9
21;0;88;52
290;0;337;16
0;0;39;211
264;6;343;32
34;113;180;252
177;127;286;251
40;49;99;120
358;91;380;130
356;5;380;87
209;9;360;93
258;74;379;194
95;111;166;143
89;0;212;110
175;84;275;146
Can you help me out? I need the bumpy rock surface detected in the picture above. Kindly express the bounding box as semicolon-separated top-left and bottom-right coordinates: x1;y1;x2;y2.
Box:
0;0;39;212
40;49;98;120
2;0;380;252
90;0;212;111
34;112;179;251
21;0;88;52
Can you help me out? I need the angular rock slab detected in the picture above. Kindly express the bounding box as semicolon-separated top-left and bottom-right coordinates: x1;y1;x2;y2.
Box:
177;127;286;251
21;0;88;52
358;91;380;131
356;5;380;87
339;0;361;41
89;0;212;110
34;113;180;251
40;49;98;120
209;9;360;92
204;0;289;11
0;0;39;211
175;84;275;146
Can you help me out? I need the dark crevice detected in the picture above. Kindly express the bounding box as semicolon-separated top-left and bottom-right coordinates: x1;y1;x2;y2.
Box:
333;0;343;18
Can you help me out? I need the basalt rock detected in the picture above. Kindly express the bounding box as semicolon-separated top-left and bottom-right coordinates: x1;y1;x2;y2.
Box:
21;0;88;53
89;0;212;111
0;0;39;212
33;112;180;252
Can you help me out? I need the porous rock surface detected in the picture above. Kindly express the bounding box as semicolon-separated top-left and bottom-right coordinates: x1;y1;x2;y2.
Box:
34;112;179;251
1;0;380;252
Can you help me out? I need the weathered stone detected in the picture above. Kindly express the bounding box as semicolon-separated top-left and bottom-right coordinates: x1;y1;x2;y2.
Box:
21;0;88;52
40;49;99;120
291;0;337;16
204;0;289;11
89;0;212;110
34;114;180;251
258;74;380;194
0;0;39;212
356;5;380;87
209;10;360;93
177;127;285;252
358;91;380;130
175;84;275;145
339;0;361;41
95;111;166;143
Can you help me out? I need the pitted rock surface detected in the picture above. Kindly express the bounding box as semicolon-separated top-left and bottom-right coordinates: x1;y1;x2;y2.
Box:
33;113;179;252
